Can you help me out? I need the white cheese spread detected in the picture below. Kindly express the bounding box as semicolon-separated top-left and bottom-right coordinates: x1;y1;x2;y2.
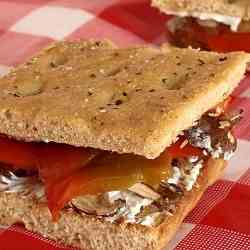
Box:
139;212;165;227
184;160;203;191
167;167;182;186
106;190;153;223
166;10;241;31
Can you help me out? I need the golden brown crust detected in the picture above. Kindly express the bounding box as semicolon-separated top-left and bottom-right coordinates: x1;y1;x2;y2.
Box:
152;0;250;21
0;40;248;159
0;158;226;250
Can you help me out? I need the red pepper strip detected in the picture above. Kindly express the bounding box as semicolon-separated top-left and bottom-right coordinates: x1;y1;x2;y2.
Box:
0;135;97;180
219;96;233;113
35;143;99;220
0;136;37;171
207;32;250;53
223;96;233;111
167;138;203;158
36;144;98;184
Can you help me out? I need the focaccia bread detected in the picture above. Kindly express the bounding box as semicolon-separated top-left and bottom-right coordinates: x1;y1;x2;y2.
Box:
0;40;248;159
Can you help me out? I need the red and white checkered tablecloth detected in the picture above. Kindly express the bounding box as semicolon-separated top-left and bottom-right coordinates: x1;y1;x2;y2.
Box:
0;0;250;249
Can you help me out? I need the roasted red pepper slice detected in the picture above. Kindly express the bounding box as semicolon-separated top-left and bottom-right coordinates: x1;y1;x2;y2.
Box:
36;144;98;184
35;143;98;220
207;32;250;53
0;136;37;171
167;138;203;157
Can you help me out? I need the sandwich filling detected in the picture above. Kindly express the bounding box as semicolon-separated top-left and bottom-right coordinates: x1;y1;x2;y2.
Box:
0;102;240;227
167;16;250;53
165;10;241;31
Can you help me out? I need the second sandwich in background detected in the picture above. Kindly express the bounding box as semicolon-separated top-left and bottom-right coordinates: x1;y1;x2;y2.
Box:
152;0;250;52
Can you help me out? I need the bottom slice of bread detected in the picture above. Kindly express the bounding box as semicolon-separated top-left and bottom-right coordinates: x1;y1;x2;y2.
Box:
0;158;226;250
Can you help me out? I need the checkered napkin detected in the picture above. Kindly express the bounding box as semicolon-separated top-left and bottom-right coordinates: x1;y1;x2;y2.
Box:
0;0;250;249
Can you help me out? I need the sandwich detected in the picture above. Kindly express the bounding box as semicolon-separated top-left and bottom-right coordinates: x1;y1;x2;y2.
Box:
152;0;250;52
0;40;249;250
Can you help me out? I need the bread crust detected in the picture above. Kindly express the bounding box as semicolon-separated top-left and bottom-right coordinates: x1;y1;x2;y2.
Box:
0;158;226;250
0;40;248;159
152;0;250;21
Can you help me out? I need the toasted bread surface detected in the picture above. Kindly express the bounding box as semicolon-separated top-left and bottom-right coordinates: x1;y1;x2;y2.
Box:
0;40;248;158
0;158;226;250
152;0;250;21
